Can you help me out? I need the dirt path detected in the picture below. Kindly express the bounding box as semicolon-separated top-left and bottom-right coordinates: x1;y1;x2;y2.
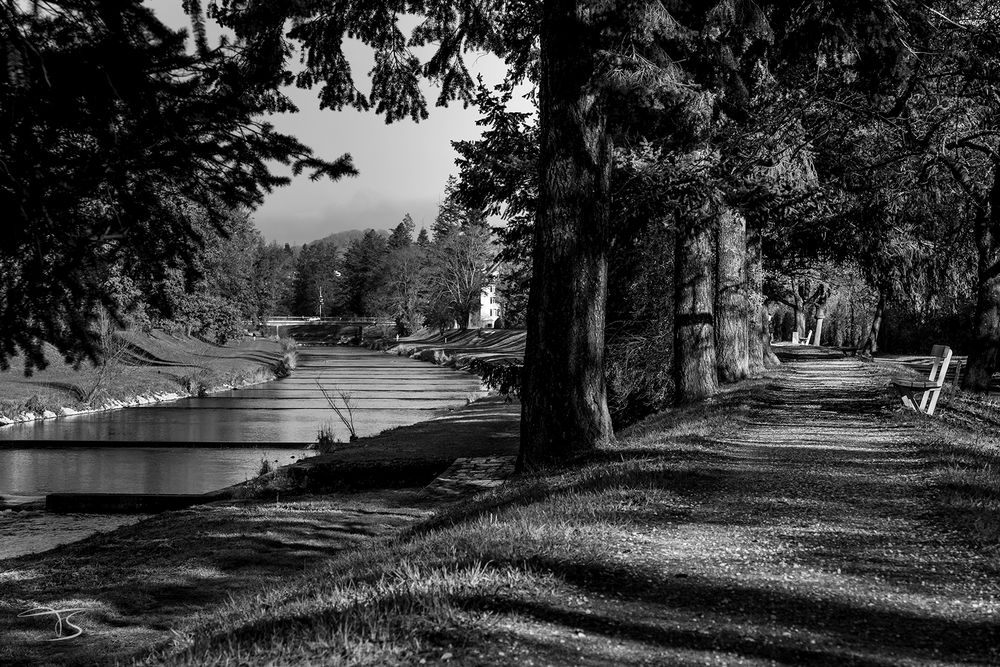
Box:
556;358;1000;665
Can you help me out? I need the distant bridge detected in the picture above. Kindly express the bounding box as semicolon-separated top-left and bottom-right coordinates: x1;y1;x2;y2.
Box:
263;316;395;328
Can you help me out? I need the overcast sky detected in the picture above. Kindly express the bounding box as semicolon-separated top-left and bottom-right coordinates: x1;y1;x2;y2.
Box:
148;2;527;244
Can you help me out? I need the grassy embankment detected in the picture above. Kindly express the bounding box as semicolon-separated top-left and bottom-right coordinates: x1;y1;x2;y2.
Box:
0;331;294;424
374;327;526;396
4;351;1000;665
871;352;1000;543
915;389;1000;542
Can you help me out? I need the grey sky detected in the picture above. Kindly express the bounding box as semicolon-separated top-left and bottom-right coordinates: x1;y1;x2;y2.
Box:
147;2;526;244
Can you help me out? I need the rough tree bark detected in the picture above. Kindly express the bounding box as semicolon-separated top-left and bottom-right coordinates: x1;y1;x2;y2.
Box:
715;205;749;382
459;307;473;330
965;165;1000;391
849;296;856;346
675;211;718;402
762;302;781;367
812;284;828;346
519;0;613;469
791;278;806;340
833;320;844;347
861;291;886;355
967;272;1000;390
746;229;766;377
746;230;780;372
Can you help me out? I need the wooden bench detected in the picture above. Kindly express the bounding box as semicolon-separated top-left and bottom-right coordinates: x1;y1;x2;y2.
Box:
791;329;813;346
890;345;953;416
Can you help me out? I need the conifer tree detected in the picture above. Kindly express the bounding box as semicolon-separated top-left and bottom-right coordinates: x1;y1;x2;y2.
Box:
0;1;353;372
205;0;991;464
389;214;416;249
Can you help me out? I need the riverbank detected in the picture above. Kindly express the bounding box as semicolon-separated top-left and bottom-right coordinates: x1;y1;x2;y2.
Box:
0;331;286;428
0;510;145;560
386;327;525;364
0;395;520;665
0;346;492;561
374;327;526;396
4;357;1000;665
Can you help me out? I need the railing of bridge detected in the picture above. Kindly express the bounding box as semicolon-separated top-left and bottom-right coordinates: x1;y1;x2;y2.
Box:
263;316;396;327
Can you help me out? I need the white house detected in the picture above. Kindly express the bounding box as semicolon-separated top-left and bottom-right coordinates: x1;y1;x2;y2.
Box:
480;281;501;328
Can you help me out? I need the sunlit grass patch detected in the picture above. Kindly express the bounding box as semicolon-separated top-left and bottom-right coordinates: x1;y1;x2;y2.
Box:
0;334;283;420
161;559;552;666
149;454;709;665
916;392;1000;545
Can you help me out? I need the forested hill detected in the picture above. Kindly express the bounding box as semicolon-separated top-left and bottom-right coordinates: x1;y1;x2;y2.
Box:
312;228;388;250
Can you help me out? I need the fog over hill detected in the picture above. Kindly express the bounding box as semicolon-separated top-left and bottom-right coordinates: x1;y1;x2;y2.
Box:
273;228;391;255
312;229;383;249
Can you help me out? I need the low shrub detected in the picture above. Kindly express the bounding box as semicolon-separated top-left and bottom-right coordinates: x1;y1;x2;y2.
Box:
605;327;673;428
233;466;305;499
275;349;298;378
257;457;273;477
317;423;337;453
179;372;210;397
24;394;51;414
0;399;21;419
468;358;522;399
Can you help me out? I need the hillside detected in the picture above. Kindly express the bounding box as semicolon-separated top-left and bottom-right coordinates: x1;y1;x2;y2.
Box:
0;332;284;423
313;228;389;249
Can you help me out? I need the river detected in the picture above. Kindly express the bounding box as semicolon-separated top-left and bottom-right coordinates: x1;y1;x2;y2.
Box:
0;346;482;558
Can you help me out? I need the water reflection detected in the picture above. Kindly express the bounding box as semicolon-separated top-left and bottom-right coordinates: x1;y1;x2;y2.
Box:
0;447;314;495
0;347;482;495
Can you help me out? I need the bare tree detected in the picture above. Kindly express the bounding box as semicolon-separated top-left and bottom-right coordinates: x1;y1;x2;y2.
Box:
425;225;494;330
76;311;132;404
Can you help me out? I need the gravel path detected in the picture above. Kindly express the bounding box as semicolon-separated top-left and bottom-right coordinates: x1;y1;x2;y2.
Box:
562;358;1000;665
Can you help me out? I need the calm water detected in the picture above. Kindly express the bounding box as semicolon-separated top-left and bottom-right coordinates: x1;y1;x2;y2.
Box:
0;347;482;497
0;446;314;496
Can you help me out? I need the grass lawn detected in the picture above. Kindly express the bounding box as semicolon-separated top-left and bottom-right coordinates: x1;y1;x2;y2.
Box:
0;332;284;420
2;358;999;666
0;492;434;666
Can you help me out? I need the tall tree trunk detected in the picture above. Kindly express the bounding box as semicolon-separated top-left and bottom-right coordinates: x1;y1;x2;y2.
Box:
519;0;613;469
967;275;1000;391
812;284;828;346
965;167;1000;391
715;206;749;382
746;229;766;376
833;318;844;347
675;212;718;402
861;291;885;355
792;278;806;340
763;302;781;367
849;294;856;346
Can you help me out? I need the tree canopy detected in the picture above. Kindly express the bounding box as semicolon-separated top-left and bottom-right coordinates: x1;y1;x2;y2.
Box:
0;0;354;372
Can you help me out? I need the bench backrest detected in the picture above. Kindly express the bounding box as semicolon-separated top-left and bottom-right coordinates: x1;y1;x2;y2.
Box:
927;345;953;388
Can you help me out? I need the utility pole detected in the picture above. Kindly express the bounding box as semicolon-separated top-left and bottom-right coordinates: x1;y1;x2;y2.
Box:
318;285;324;318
